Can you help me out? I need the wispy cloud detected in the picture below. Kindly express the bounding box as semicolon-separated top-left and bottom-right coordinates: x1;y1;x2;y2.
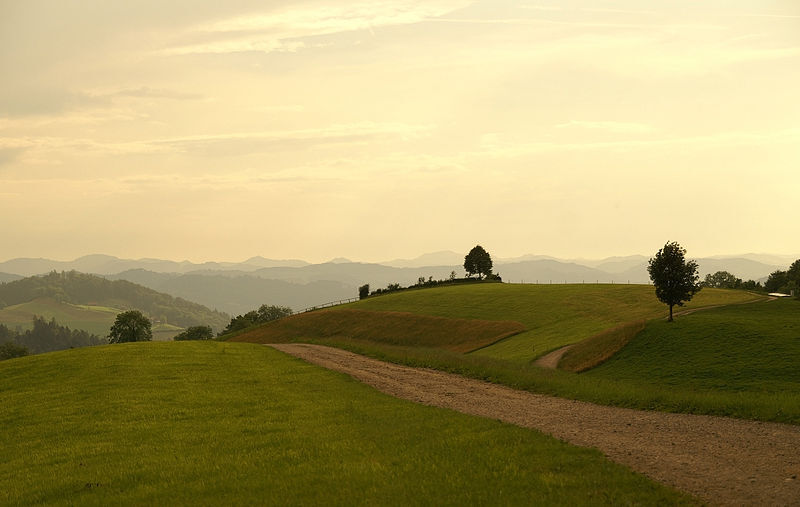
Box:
162;0;469;55
479;128;800;158
555;121;655;134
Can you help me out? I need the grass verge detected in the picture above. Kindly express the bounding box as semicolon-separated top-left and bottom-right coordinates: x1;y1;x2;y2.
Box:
0;342;694;505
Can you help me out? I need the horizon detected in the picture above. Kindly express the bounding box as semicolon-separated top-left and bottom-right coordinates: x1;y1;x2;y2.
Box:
1;248;798;267
2;1;799;262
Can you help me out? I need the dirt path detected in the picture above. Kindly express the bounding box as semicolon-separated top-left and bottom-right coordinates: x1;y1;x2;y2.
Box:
533;343;574;368
269;343;800;506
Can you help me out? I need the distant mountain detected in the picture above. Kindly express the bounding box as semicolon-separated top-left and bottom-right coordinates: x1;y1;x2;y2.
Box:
705;253;799;267
110;270;354;315
382;250;463;268
0;271;229;332
242;256;309;268
0;255;311;277
695;258;785;282
0;272;23;283
495;260;638;284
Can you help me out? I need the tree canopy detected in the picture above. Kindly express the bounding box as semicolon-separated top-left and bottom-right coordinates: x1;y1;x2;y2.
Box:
173;325;214;341
464;245;493;279
647;241;701;321
219;304;293;335
108;310;152;343
703;271;741;289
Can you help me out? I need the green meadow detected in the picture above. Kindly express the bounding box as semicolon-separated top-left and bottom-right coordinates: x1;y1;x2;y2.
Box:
346;284;760;362
586;299;800;394
0;297;119;336
0;342;693;505
231;284;799;423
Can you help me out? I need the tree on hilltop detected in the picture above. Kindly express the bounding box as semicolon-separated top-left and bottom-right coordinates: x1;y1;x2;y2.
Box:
648;241;701;322
108;310;152;343
464;245;493;279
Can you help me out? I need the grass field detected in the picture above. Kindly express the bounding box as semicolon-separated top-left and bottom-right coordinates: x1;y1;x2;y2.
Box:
0;297;119;336
585;299;800;393
227;284;797;424
0;342;693;505
342;284;761;361
231;309;525;353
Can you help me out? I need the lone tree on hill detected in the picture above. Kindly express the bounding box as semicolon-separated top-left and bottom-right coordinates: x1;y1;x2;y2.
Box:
648;241;701;322
464;245;493;279
108;310;153;343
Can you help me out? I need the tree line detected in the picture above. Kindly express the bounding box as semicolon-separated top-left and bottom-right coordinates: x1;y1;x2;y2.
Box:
0;316;104;360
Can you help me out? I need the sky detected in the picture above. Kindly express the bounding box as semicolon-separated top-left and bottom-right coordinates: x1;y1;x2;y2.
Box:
1;0;799;264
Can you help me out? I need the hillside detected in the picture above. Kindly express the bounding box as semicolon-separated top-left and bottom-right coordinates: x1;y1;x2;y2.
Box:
0;342;689;505
230;309;525;353
226;283;800;423
0;272;229;334
338;283;761;361
585;299;800;393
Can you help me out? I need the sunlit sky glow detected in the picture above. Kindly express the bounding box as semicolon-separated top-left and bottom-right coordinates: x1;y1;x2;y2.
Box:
2;0;799;263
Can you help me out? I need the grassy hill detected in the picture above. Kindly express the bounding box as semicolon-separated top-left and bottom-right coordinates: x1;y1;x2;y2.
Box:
335;283;761;361
232;309;525;353
0;271;230;337
0;297;119;336
584;299;800;394
0;342;691;505
228;283;799;423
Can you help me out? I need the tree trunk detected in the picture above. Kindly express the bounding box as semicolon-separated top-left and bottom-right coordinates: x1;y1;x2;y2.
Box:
668;304;674;322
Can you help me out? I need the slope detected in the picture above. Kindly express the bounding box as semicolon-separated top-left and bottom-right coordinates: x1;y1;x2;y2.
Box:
0;342;690;505
585;299;800;394
345;283;761;362
0;271;229;333
229;309;525;353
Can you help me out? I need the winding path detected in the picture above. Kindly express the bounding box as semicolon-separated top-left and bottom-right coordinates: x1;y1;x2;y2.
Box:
270;343;800;506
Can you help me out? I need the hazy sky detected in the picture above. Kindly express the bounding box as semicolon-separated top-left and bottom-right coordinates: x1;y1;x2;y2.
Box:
2;1;799;263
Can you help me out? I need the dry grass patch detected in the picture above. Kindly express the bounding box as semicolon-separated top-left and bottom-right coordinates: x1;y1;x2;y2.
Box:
229;309;525;353
558;320;646;373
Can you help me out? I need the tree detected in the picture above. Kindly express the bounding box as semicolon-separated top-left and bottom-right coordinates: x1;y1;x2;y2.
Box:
108;310;152;343
173;325;214;341
257;304;293;323
358;284;370;300
647;241;701;322
764;270;789;293
464;245;493;279
0;341;29;360
219;305;293;336
703;271;742;289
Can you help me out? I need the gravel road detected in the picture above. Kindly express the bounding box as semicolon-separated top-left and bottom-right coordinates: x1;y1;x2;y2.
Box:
269;343;800;506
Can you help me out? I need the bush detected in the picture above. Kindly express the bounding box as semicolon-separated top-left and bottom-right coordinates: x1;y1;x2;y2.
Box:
0;341;29;360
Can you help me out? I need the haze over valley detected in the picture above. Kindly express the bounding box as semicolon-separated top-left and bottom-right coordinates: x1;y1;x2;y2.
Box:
0;250;793;314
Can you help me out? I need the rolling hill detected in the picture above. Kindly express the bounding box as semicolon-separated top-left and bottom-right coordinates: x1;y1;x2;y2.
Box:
227;282;799;423
0;271;229;337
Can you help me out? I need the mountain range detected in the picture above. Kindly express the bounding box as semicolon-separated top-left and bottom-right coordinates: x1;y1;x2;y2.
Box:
0;252;794;315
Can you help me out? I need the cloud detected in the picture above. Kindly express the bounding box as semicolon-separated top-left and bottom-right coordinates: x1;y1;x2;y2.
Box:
478;128;800;158
150;122;434;156
555;121;655;134
161;0;470;55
